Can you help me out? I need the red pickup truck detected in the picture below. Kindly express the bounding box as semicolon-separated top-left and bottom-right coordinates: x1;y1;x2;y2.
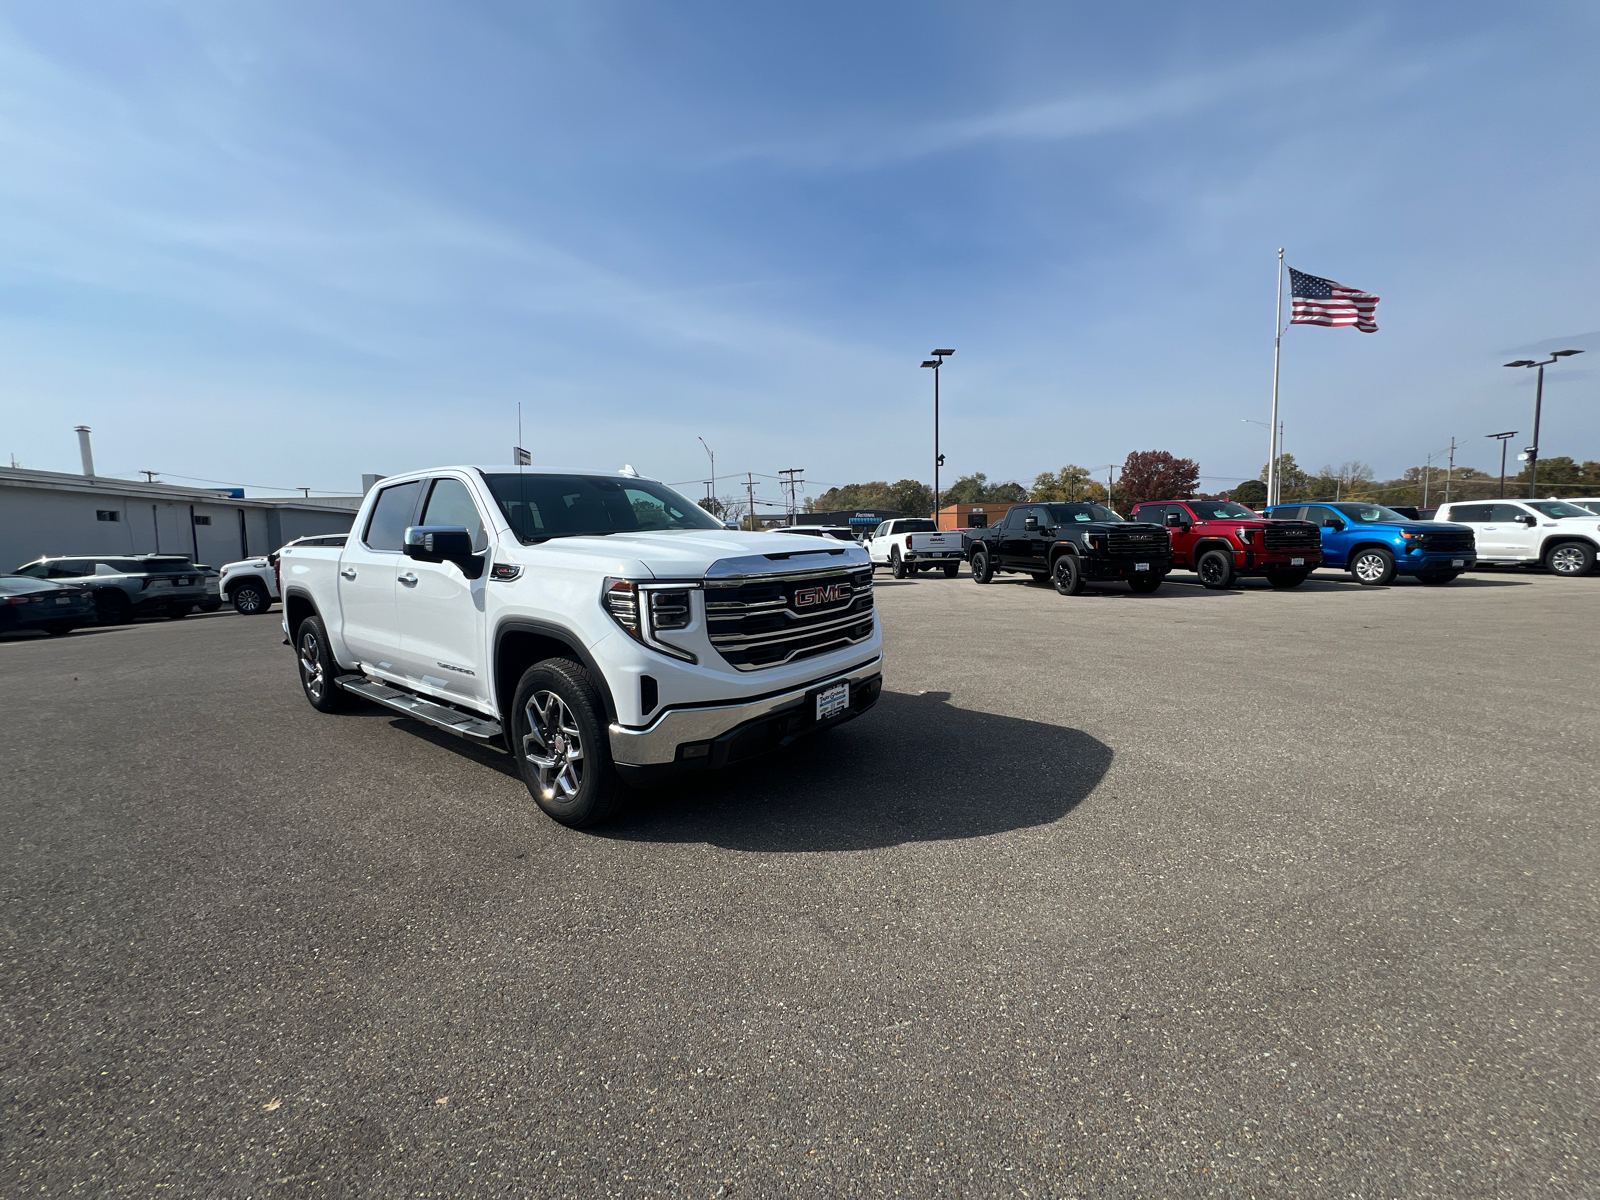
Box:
1128;499;1322;588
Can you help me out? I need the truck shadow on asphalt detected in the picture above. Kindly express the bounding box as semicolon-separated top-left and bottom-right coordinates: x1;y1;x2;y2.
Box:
599;689;1112;852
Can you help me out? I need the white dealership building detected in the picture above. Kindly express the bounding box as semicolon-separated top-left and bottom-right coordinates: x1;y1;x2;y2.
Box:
0;466;363;571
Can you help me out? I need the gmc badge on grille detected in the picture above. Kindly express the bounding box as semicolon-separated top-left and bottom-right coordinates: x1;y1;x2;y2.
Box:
794;583;851;608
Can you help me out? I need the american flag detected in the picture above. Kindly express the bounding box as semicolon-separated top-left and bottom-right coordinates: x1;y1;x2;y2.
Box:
1289;268;1379;333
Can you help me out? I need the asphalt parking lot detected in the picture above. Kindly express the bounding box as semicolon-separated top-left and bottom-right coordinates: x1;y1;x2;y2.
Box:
4;567;1597;1199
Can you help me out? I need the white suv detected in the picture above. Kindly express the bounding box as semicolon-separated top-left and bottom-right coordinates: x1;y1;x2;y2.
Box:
1432;499;1600;577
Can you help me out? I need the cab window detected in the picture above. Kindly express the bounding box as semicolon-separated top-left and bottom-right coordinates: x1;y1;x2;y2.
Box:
421;478;488;552
1448;504;1493;523
364;481;423;551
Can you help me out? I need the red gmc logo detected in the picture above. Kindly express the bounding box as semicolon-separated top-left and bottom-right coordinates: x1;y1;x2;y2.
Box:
794;583;851;608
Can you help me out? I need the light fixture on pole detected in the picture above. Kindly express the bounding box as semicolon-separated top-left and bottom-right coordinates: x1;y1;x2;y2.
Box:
1485;431;1517;499
921;349;953;522
697;437;716;519
1503;350;1582;497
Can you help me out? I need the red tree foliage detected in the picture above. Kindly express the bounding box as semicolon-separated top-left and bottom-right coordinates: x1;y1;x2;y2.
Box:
1119;450;1200;507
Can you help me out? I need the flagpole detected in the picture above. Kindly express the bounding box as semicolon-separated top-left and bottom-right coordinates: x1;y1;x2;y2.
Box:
1268;248;1284;506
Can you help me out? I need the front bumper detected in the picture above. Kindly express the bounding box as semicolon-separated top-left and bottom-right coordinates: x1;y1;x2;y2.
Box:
1233;550;1323;574
1081;555;1173;581
609;656;883;778
1399;551;1476;574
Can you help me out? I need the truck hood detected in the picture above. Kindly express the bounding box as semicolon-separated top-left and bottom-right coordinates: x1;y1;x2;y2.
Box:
508;529;869;579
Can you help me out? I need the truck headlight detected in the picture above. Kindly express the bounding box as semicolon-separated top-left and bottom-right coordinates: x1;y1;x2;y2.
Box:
602;578;697;663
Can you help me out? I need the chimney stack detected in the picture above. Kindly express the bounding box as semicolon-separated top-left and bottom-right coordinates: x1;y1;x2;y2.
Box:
74;426;96;477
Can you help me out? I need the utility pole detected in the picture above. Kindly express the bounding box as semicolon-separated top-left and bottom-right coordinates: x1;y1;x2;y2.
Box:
698;438;716;519
744;472;757;532
140;470;158;483
1107;465;1116;510
778;468;805;525
1444;437;1456;505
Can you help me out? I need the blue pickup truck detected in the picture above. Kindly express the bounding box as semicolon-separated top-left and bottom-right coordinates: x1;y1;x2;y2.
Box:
1264;502;1476;585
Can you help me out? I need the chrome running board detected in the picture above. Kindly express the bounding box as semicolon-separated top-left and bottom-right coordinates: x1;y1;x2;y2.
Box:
336;674;503;741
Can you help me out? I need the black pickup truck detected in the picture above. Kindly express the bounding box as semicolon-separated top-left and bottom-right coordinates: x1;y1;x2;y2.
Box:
967;502;1173;595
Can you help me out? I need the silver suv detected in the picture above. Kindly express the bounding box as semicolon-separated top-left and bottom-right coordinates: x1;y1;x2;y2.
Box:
12;555;208;623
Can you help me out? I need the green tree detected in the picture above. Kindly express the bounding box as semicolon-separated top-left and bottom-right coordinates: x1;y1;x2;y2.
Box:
1231;479;1267;506
888;478;934;517
1517;457;1600;491
1258;453;1310;496
1031;465;1094;502
808;481;896;512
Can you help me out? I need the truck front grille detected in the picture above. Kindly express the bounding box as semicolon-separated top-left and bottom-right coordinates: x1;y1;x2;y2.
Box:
1418;531;1474;553
1261;523;1320;551
1106;527;1169;557
706;565;875;671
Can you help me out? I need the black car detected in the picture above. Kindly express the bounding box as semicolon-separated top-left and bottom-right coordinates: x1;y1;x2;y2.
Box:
0;574;97;636
967;502;1173;595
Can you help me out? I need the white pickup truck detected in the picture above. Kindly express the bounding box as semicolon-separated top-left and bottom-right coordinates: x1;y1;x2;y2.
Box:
862;517;964;578
280;465;883;826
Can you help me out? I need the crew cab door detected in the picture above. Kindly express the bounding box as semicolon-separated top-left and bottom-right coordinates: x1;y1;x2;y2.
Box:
995;508;1026;566
1303;505;1350;566
339;479;421;670
1490;503;1542;560
393;475;493;707
1022;507;1053;571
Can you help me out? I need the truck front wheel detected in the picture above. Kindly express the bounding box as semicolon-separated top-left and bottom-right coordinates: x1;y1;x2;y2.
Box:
296;616;356;713
1052;555;1085;596
1350;547;1396;586
970;549;993;584
232;582;271;614
943;563;958;578
512;658;621;829
1196;549;1235;589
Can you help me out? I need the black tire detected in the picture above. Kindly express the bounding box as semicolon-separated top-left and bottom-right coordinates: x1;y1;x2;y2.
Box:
44;624;77;636
511;658;620;828
1545;541;1595;578
1030;571;1050;584
1265;571;1309;589
943;563;958;578
232;582;272;615
166;605;191;619
95;589;133;625
1417;573;1460;586
1128;575;1162;593
295;615;356;714
970;549;993;584
1052;554;1085;596
1196;548;1235;589
890;549;907;579
1349;547;1396;586
199;602;223;613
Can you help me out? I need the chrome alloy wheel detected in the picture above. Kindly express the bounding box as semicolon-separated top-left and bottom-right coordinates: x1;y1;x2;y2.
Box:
522;690;584;801
1550;544;1587;575
1353;552;1389;583
298;628;325;703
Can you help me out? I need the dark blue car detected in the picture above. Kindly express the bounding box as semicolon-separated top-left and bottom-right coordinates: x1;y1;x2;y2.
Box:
0;574;98;635
1264;502;1476;586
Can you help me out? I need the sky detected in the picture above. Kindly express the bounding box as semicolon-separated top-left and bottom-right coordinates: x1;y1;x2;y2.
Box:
1;1;1597;509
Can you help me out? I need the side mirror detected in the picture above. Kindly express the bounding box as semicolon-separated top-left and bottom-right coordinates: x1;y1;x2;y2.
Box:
1522;513;1538;525
1323;519;1344;531
1023;516;1039;531
404;526;480;575
1165;512;1182;527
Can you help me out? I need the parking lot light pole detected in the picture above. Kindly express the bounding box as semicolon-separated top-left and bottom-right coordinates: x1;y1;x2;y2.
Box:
1504;350;1582;497
1486;430;1517;498
922;350;953;522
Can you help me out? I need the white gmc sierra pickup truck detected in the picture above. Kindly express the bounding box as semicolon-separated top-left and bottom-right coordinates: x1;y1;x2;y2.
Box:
862;518;964;578
281;465;883;827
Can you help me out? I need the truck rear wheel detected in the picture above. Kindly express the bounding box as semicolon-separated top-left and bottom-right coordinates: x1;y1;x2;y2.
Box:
511;658;621;829
1196;549;1235;589
943;563;959;578
1266;570;1309;588
296;616;356;713
970;549;993;584
96;590;133;625
890;549;907;579
1052;555;1085;596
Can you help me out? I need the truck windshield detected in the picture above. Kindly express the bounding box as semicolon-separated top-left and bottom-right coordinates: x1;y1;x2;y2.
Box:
482;473;723;542
1528;501;1591;519
1330;503;1408;524
899;520;938;532
1045;504;1122;523
1187;502;1256;520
